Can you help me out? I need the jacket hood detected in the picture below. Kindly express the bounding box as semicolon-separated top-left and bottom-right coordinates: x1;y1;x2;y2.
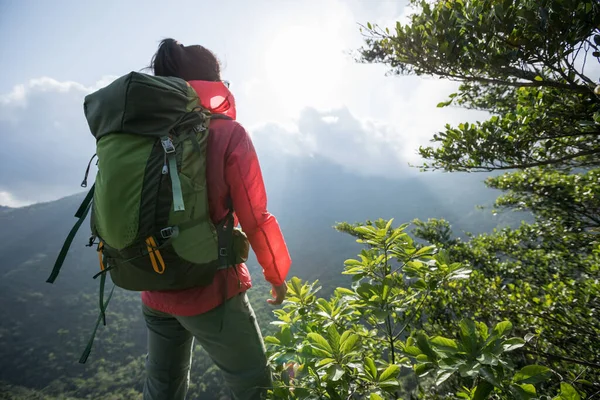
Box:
188;80;237;120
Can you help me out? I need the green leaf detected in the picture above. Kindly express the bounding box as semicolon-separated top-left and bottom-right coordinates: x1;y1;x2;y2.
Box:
492;321;513;337
457;391;471;400
327;364;345;381
414;245;435;256
476;321;489;341
335;287;355;297
365;357;377;380
327;325;341;353
459;319;478;354
280;326;293;345
290;277;303;295
307;333;333;354
477;352;497;366
316;358;336;368
448;267;472;280
534;76;543;81
413;279;428;290
370;394;384;400
430;336;458;353
436;370;454;386
480;366;501;387
403;345;422;356
458;361;481;378
416;331;437;359
264;336;280;345
554;382;581;400
340;333;360;354
379;364;400;382
472;380;495;400
414;363;434;377
513;365;552;384
510;383;537;400
384;218;394;233
344;259;362;267
382;283;391;300
502;338;525;352
460;319;477;337
379;380;400;388
524;333;536;343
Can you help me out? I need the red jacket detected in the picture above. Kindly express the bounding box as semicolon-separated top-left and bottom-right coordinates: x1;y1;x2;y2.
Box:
141;80;291;316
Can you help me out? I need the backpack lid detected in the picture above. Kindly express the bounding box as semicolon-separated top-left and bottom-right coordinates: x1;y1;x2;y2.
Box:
84;72;199;140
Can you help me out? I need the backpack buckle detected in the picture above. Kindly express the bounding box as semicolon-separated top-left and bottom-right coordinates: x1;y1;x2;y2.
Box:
160;137;176;154
193;124;206;133
219;248;227;257
160;226;179;239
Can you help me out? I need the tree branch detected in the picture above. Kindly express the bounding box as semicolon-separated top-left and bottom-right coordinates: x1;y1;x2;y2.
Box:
421;148;600;172
522;349;600;369
419;69;592;93
393;290;430;341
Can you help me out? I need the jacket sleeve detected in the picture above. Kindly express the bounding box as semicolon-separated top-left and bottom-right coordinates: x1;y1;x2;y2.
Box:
224;123;291;286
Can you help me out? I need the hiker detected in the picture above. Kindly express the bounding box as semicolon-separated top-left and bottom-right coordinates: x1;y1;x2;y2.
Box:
140;39;292;399
47;37;290;398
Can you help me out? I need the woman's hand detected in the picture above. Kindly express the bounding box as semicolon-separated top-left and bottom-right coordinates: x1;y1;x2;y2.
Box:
267;283;287;305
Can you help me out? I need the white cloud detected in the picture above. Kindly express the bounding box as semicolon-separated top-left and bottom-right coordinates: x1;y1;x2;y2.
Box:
0;69;489;206
0;0;493;206
0;84;26;106
252;107;412;179
0;76;116;203
0;76;116;109
0;191;29;208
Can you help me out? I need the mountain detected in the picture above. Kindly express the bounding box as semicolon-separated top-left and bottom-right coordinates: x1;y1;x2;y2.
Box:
0;156;519;399
258;155;512;289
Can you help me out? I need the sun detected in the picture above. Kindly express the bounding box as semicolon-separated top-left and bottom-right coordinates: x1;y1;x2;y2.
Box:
263;24;345;115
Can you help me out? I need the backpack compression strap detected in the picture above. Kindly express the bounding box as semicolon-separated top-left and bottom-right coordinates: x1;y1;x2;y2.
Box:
46;184;95;283
161;136;185;212
79;272;115;364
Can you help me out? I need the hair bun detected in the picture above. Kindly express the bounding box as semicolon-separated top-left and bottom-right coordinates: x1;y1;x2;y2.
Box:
151;38;221;81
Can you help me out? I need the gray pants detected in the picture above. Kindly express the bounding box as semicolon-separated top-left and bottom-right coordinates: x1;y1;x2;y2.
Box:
142;293;271;400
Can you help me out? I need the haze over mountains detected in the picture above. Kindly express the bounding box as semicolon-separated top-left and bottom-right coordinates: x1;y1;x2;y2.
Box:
0;143;516;398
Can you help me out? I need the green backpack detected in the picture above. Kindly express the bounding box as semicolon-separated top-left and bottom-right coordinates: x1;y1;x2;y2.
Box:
46;72;249;362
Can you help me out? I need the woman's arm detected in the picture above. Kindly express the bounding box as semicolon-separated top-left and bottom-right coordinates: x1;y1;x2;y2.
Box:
224;123;292;290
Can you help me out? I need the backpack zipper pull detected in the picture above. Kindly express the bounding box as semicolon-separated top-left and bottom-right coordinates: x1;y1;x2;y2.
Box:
162;152;168;175
81;153;97;188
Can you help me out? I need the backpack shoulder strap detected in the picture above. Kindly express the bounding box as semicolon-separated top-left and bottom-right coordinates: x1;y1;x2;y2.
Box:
210;113;233;121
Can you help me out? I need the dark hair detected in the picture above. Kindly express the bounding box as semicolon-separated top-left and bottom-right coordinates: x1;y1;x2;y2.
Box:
150;38;221;81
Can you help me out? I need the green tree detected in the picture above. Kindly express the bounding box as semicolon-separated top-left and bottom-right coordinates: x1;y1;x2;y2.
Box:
355;0;600;396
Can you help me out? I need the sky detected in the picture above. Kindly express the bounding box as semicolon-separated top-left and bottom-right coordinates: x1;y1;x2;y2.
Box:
0;0;486;207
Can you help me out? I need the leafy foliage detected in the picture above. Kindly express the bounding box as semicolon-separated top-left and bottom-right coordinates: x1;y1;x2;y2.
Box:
360;0;600;172
265;220;575;399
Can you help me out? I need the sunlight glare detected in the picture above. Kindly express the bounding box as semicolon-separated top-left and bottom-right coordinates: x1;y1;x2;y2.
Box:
264;23;346;115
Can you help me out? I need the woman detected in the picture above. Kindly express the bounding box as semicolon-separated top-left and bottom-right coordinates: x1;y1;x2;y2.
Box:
141;38;291;400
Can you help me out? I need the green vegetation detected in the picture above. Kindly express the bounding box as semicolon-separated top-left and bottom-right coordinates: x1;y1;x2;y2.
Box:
265;0;600;398
266;220;591;399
